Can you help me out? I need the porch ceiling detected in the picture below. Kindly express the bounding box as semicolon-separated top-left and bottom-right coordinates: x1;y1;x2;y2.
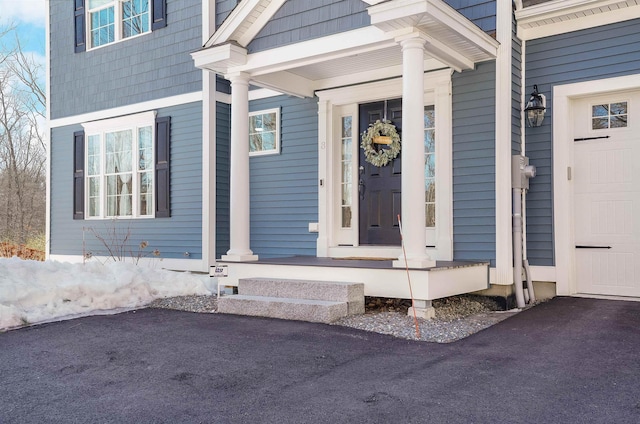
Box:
192;0;498;97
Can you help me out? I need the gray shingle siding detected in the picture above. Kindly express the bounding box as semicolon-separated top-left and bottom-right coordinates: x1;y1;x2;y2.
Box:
248;0;370;53
215;0;238;28
524;18;640;266
248;96;319;258
50;102;203;260
49;0;202;120
452;61;497;266
444;0;496;35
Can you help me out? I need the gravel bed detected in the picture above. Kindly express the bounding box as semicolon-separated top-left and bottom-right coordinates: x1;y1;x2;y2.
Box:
147;294;526;343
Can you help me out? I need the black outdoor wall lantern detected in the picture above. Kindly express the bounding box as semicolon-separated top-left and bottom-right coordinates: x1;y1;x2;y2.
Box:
524;84;546;127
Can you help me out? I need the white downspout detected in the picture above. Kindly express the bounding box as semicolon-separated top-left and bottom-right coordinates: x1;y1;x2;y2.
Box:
513;35;536;303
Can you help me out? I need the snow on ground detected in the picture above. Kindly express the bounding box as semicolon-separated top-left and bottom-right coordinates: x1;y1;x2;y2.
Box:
0;257;213;331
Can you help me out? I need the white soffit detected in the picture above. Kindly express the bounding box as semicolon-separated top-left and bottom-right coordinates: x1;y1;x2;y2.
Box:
194;0;498;97
368;0;499;63
516;0;640;40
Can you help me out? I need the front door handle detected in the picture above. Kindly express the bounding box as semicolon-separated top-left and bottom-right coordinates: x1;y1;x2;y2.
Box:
359;178;365;200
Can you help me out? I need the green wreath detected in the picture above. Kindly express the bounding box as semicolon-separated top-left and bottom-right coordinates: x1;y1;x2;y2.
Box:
360;120;401;167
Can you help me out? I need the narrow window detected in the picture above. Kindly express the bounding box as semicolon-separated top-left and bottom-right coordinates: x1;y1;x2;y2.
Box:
424;106;436;227
249;108;280;156
341;116;353;228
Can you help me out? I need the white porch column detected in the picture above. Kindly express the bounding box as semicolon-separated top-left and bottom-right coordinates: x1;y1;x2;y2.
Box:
394;33;435;269
222;72;258;262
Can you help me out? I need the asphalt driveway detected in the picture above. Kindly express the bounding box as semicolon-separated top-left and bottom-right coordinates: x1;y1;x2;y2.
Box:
1;297;639;423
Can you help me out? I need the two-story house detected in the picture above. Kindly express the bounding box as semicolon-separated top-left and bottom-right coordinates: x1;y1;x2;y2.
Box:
47;0;640;316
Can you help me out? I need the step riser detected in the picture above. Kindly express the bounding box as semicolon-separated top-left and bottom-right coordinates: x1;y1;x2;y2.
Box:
239;278;364;302
218;297;347;324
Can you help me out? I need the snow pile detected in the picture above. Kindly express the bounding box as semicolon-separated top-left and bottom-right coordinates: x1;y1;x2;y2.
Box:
0;257;212;330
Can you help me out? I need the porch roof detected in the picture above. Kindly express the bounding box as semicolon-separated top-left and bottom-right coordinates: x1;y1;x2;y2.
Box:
516;0;640;40
192;0;499;97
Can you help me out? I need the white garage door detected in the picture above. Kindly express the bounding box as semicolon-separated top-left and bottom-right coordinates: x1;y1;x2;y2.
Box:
573;91;640;297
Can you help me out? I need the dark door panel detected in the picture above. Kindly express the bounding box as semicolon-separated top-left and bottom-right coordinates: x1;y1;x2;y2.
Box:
358;99;402;245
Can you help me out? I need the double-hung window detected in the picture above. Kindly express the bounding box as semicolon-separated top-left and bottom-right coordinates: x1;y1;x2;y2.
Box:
75;0;166;52
249;108;280;156
82;112;155;219
88;0;150;48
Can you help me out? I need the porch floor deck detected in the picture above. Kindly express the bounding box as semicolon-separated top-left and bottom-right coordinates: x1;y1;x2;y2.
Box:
219;256;488;271
214;256;490;301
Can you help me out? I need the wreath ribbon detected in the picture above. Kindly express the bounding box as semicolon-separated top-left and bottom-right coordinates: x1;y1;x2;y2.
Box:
360;120;401;167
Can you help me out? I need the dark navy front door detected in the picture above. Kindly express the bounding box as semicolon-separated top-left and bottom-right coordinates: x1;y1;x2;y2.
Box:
358;99;402;245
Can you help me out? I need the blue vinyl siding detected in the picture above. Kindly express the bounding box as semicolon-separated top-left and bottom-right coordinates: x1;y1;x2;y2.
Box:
451;61;496;265
512;20;522;155
248;0;370;53
216;102;231;259
525;18;640;266
49;0;202;119
444;0;496;35
248;96;319;258
50;103;203;260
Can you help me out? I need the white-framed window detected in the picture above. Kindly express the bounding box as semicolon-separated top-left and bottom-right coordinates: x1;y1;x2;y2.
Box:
82;111;156;219
424;105;435;227
340;115;353;228
249;108;280;156
88;0;151;49
591;101;628;130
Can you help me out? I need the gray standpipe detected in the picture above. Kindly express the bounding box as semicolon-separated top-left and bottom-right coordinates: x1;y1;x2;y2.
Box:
512;155;536;308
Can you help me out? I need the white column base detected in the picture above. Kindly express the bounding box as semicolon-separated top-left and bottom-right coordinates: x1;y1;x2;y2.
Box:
393;257;436;269
408;300;435;319
221;254;259;262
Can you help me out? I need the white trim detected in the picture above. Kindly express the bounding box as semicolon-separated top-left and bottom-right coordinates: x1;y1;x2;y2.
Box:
248;108;281;156
495;0;514;286
210;89;285;105
82;111;157;220
202;0;217;268
45;0;52;258
81;110;156;133
49;92;202;128
85;0;152;51
204;0;287;48
316;69;453;261
553;74;640;296
49;254;208;273
516;0;640;41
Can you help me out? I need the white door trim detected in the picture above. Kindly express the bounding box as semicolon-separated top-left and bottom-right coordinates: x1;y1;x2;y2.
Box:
553;73;640;295
316;69;453;260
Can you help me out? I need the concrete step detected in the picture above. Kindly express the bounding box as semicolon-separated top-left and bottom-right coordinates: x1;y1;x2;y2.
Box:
238;278;364;315
217;295;348;324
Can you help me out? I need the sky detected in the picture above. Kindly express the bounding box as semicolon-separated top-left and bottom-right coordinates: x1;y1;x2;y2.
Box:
0;257;213;331
0;0;46;55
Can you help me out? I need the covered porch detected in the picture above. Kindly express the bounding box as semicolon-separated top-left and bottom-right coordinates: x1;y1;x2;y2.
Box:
193;0;498;316
213;257;489;318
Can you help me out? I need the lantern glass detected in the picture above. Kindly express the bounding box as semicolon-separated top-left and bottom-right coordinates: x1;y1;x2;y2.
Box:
524;85;546;127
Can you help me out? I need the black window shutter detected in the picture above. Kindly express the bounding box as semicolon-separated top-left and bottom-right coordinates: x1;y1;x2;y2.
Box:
155;116;171;217
74;0;86;53
152;0;167;30
73;130;85;220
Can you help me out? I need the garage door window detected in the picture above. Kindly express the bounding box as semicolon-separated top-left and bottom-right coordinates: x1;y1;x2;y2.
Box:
592;101;627;129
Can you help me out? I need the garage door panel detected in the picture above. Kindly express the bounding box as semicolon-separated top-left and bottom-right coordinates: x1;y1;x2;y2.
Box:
573;91;640;297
